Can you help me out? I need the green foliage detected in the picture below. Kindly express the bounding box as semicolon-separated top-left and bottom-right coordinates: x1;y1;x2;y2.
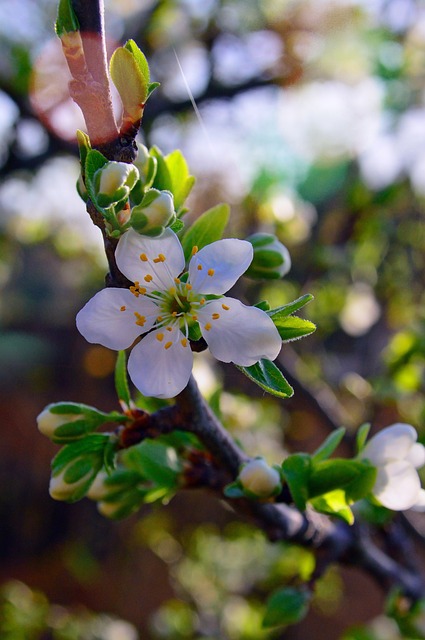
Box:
110;45;148;122
263;586;311;628
115;350;131;407
312;427;346;462
267;295;316;341
55;0;79;35
180;203;230;260
150;147;195;214
238;359;294;399
281;453;311;511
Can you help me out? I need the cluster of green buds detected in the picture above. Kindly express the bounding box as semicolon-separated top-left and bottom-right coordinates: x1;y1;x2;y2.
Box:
245;233;291;280
87;468;146;519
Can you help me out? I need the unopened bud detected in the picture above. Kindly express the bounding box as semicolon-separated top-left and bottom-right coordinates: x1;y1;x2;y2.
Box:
37;407;82;439
36;402;110;443
49;459;96;502
94;161;139;207
239;458;282;498
130;189;176;237
245;233;291;280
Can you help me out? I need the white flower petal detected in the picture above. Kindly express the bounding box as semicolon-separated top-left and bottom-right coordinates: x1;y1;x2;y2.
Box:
361;423;418;466
406;442;425;469
189;239;253;294
115;228;185;290
411;489;425;511
128;327;193;398
76;288;157;350
373;460;422;510
198;297;281;366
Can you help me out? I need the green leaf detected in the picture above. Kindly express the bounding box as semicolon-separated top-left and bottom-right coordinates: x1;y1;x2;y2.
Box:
263;587;310;628
268;294;314;319
110;46;147;123
311;490;354;524
312;427;346;462
181;203;230;261
164;150;195;211
270;315;316;342
281;453;311;511
51;435;111;475
238;359;294;399
56;0;79;35
150;147;173;192
123;440;181;488
169;218;184;234
85;149;108;205
76;129;91;171
309;459;377;502
356;423;371;454
115;351;131;407
124;39;150;84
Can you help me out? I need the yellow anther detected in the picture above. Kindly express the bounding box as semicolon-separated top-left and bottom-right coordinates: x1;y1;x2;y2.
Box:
222;303;230;310
186;283;192;290
174;278;181;284
134;312;146;326
120;305;126;312
200;298;206;305
192;314;198;321
156;333;164;342
197;264;203;271
204;323;212;331
169;287;176;295
191;246;198;255
166;326;173;332
157;316;163;322
153;254;166;263
129;286;140;297
172;311;178;317
140;253;148;262
212;313;220;320
139;287;146;295
144;274;153;282
207;268;215;277
181;338;188;347
164;341;173;350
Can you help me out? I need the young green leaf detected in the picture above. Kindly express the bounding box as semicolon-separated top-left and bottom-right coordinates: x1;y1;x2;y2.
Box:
270;315;316;342
238;359;294;399
281;453;311;511
124;39;150;84
115;351;131;407
356;422;371;454
110;46;148;124
263;587;311;628
311;490;354;525
181;203;230;260
268;294;314;318
309;459;377;502
85;149;108;205
312;427;346;462
164;149;195;211
56;0;79;36
123;439;181;488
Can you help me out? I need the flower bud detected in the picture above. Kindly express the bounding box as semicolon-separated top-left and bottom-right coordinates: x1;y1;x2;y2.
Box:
37;407;82;439
49;459;95;502
36;402;110;443
135;144;157;187
245;233;291;280
94;161;139;207
88;468;144;519
130;188;176;237
239;458;282;498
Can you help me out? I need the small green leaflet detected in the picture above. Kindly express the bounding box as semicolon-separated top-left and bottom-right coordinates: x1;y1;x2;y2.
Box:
281;453;311;511
150;148;195;213
267;295;316;342
123;439;181;488
110;46;148;122
181;203;230;261
311;427;346;462
115;351;131;407
238;359;294;399
263;587;311;629
55;0;79;36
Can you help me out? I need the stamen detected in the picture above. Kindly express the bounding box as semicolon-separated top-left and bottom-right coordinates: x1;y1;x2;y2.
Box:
191;246;198;255
192;315;198;321
120;306;126;312
134;312;146;326
153;253;166;263
144;274;153;282
164;341;173;350
200;298;206;305
204;323;212;331
207;269;215;277
156;333;164;342
186;283;192;291
166;326;173;332
212;313;220;320
197;264;203;271
181;338;188;347
140;253;148;262
222;303;230;310
169;287;176;295
157;316;163;322
174;278;181;284
129;287;140;297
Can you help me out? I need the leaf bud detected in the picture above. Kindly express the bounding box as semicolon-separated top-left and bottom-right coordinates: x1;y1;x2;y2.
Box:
245;233;291;280
239;458;282;498
130;188;176;237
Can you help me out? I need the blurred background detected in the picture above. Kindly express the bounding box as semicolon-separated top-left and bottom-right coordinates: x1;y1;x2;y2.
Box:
1;0;425;638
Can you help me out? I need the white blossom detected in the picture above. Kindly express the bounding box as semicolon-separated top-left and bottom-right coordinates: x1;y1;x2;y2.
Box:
239;458;282;497
360;423;425;511
76;229;282;398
